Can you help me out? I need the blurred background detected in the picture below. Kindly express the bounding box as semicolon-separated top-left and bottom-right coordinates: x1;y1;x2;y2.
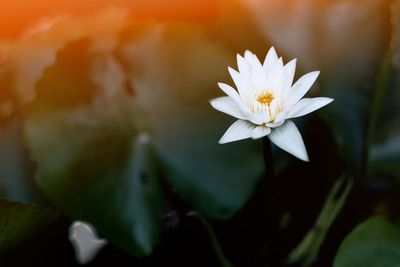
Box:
0;0;399;266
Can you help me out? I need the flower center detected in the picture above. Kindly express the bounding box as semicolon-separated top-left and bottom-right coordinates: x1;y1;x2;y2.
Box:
256;91;274;105
248;90;281;122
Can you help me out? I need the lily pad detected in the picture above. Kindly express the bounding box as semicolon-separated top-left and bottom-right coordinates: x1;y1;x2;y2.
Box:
25;21;266;256
334;216;400;267
25;39;163;256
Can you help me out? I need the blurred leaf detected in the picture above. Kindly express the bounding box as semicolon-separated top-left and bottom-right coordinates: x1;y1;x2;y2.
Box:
334;216;400;267
120;23;264;219
8;7;128;105
368;5;400;180
25;20;265;256
31;39;97;110
25;40;163;256
0;199;59;253
0;117;41;202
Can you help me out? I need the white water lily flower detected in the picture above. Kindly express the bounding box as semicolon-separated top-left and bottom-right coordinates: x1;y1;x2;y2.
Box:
210;47;333;161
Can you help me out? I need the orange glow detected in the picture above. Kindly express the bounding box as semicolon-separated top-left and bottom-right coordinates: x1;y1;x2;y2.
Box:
0;0;218;37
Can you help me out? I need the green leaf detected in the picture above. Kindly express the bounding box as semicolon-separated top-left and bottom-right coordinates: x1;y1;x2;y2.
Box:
25;40;163;256
316;0;391;173
30;38;97;110
25;21;265;256
119;22;264;219
0;199;59;253
6;7;128;105
334;216;400;267
368;8;400;180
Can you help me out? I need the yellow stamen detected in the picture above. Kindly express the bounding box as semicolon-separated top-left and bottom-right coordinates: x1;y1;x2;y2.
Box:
255;90;274;117
256;91;274;105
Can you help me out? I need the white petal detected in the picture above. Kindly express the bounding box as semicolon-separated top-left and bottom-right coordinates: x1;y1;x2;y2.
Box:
245;51;264;71
219;120;256;144
210;96;246;120
251;58;269;90
228;67;253;99
212;90;255;120
265;58;284;92
69;221;107;265
268;120;309;161
236;54;251;77
263;47;279;73
217;82;242;103
250;109;271;125
287;97;334;119
251;125;271;139
244;50;256;65
265;120;285;128
274;110;289;123
281;59;297;97
285;71;320;107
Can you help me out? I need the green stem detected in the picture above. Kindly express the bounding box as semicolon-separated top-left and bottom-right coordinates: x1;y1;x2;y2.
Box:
362;49;394;179
287;174;354;267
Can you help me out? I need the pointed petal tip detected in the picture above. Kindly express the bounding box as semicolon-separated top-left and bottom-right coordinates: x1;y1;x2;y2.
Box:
209;97;217;106
218;120;255;144
268;46;276;53
217;82;232;93
300;153;310;162
209;97;224;109
228;66;236;73
291;145;309;162
285;71;321;106
318;97;334;106
321;97;334;109
296;151;310;162
244;49;253;55
288;58;297;65
268;121;310;162
236;53;244;61
218;135;234;145
218;137;233;144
